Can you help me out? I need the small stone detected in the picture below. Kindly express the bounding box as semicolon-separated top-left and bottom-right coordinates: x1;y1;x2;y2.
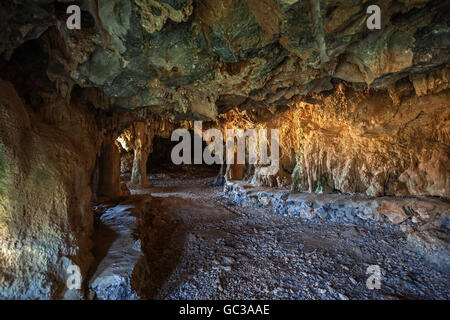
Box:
221;265;232;272
338;293;349;300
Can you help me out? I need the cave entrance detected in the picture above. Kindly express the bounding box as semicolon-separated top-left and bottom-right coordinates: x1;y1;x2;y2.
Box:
146;132;222;183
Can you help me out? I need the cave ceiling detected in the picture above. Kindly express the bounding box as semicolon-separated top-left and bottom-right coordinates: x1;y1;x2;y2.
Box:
1;0;449;120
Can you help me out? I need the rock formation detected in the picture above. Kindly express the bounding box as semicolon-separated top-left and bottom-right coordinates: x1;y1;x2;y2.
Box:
0;0;448;299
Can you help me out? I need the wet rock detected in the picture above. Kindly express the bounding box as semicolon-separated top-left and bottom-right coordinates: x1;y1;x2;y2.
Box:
89;197;153;300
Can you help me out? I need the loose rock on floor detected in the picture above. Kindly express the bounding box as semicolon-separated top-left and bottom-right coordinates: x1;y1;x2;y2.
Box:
88;170;450;300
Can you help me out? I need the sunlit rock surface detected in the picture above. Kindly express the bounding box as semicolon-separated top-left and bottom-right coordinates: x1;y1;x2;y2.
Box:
216;80;449;197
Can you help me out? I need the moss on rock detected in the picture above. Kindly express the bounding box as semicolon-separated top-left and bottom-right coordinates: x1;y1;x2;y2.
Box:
291;150;304;192
314;173;335;194
0;142;6;196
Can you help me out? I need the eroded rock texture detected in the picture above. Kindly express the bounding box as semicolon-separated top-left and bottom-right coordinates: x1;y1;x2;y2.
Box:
0;35;133;299
116;116;177;187
0;0;448;299
0;79;97;299
216;78;449;197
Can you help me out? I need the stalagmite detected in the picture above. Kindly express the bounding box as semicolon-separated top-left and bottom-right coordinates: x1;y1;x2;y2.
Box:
131;123;153;187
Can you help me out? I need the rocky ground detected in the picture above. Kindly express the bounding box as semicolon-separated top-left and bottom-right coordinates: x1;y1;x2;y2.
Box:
88;168;450;300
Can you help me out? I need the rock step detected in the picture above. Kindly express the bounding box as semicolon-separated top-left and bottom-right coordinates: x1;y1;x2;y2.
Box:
224;181;450;228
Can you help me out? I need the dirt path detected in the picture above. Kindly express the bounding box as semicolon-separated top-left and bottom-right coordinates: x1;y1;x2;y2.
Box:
121;170;449;300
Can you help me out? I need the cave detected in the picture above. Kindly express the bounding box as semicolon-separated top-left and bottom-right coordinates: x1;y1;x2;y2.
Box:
0;0;449;302
147;135;179;172
146;132;222;176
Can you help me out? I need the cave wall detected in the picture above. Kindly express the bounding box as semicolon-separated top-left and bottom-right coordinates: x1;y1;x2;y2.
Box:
0;77;138;298
218;70;449;198
0;35;129;298
96;135;123;198
289;78;450;197
0;80;99;299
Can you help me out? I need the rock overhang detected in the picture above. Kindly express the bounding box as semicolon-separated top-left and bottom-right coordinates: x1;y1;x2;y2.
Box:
2;0;448;121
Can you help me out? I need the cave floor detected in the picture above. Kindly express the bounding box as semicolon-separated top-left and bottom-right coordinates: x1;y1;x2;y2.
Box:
112;169;450;300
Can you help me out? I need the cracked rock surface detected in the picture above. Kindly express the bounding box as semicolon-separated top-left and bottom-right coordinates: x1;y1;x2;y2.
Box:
2;1;449;119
